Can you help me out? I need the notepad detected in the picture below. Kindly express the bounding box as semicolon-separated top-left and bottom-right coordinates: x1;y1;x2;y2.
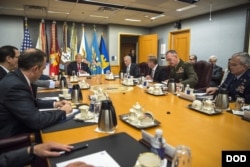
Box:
56;150;120;167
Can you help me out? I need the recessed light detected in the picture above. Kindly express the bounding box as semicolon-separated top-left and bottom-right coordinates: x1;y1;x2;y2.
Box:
176;5;197;12
48;11;70;14
124;18;141;22
89;15;109;19
151;14;165;20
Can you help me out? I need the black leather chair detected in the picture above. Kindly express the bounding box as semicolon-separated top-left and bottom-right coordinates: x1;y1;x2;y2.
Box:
138;62;150;76
0;133;35;154
193;60;213;90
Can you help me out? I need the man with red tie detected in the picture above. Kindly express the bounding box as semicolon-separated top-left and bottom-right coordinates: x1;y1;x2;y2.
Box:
67;54;91;76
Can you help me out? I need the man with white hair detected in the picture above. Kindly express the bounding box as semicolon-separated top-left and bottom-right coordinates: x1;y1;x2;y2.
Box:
122;55;140;78
209;55;223;87
207;52;250;103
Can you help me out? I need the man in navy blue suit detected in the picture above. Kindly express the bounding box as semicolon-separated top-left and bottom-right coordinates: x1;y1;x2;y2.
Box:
67;53;91;75
207;52;250;103
145;55;168;82
0;48;72;139
0;45;19;80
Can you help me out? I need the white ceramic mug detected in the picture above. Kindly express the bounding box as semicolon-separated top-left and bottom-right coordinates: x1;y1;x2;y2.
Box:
202;99;215;111
79;105;89;119
192;100;202;110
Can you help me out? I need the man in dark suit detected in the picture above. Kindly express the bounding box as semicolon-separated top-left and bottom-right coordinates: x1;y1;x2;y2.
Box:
67;53;91;75
145;56;168;82
122;55;140;78
0;45;60;88
0;48;72;139
209;55;223;87
0;45;19;80
207;52;250;103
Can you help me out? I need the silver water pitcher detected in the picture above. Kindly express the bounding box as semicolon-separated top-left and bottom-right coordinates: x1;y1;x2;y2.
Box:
168;78;176;93
215;88;229;112
98;100;117;132
71;84;82;104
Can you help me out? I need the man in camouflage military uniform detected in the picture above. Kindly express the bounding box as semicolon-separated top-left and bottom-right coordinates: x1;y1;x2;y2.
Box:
207;52;250;103
165;50;198;88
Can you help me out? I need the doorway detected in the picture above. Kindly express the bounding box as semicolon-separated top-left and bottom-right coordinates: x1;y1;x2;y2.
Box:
168;29;190;61
119;34;139;72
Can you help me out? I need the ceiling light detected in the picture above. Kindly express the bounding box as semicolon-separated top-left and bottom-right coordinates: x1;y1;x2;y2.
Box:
48;11;70;14
89;15;109;19
124;18;141;22
176;5;197;12
0;7;24;11
151;14;165;20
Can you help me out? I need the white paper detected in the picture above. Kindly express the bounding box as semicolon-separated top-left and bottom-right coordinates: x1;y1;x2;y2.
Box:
39;96;59;101
160;44;166;54
232;110;244;116
56;150;120;167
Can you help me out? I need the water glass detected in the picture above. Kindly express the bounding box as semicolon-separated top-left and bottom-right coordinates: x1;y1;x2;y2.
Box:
171;145;191;167
235;97;245;110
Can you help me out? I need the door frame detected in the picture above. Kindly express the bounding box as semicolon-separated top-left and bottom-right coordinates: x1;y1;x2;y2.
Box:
118;33;141;65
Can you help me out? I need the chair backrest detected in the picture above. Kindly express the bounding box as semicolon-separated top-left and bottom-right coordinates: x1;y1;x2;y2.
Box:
64;61;72;75
138;62;150;76
193;60;213;89
161;65;172;79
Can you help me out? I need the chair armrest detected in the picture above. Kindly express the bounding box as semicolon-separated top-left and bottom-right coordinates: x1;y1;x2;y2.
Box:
0;133;35;153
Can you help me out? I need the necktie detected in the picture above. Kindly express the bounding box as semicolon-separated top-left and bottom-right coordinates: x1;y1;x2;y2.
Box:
126;66;130;74
151;69;155;79
78;64;81;71
30;85;34;97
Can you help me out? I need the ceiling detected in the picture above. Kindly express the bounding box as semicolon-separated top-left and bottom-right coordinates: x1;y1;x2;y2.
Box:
0;0;249;27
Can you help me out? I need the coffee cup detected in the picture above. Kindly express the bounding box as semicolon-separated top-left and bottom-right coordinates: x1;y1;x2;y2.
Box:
138;152;161;167
202;99;215;111
192;100;202;110
79;105;89;119
148;87;154;93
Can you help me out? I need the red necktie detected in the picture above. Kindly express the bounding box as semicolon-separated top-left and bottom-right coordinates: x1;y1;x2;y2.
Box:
78;64;81;71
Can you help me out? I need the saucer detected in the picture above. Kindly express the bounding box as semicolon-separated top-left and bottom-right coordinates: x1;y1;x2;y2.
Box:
74;112;95;121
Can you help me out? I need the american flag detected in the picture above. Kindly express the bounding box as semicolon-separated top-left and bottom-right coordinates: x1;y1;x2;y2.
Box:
20;18;33;52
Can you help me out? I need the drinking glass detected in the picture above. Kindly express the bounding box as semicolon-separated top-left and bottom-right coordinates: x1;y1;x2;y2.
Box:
235;97;245;110
171;145;191;167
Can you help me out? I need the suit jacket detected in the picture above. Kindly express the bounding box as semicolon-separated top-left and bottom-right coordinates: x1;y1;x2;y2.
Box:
149;65;168;82
0;66;7;80
67;61;91;76
209;65;223;87
122;63;140;78
0;147;32;167
0;69;66;139
221;69;250;103
169;59;198;88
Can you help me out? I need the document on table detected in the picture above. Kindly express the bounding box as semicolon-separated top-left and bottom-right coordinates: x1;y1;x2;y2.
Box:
56;150;120;167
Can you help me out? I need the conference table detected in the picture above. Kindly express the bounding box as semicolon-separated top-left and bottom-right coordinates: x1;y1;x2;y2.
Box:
39;76;250;167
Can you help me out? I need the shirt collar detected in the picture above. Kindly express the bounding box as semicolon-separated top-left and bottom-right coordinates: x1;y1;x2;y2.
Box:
0;65;9;73
152;64;158;71
23;73;31;86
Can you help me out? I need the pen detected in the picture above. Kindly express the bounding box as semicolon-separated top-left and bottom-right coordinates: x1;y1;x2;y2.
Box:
59;144;88;155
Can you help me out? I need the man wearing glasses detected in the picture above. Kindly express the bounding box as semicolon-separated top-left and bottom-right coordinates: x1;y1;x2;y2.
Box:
206;52;250;103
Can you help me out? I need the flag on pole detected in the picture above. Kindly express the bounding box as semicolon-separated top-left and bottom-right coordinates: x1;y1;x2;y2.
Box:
36;19;47;53
99;35;110;74
61;22;71;63
49;21;61;75
20;17;33;52
70;22;77;61
79;24;92;66
91;26;102;74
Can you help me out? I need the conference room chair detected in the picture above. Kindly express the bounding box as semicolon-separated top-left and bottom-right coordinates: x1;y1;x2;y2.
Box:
0;133;35;154
193;60;213;90
138;62;150;76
